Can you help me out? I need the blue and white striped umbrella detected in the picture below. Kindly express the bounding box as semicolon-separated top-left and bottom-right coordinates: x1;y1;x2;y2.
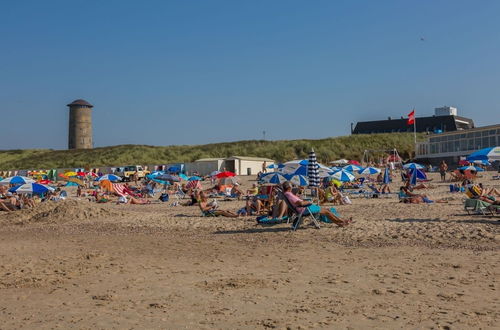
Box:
403;163;424;170
458;165;485;172
97;174;122;182
0;176;35;185
285;174;309;186
358;167;381;175
329;169;355;182
9;183;54;194
266;164;280;169
261;172;288;184
343;164;363;172
467;146;500;162
307;149;320;187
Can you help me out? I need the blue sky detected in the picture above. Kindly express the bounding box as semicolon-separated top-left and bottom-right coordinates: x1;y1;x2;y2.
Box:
1;0;499;149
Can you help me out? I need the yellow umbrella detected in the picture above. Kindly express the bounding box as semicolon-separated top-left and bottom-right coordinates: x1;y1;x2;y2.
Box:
64;171;78;177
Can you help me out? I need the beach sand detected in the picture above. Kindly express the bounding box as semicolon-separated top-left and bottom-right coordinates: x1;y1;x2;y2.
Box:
0;172;498;329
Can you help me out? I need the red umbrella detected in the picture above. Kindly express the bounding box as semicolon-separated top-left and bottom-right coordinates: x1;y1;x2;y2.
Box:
348;160;361;165
77;171;86;177
458;160;470;166
216;171;236;178
38;179;53;184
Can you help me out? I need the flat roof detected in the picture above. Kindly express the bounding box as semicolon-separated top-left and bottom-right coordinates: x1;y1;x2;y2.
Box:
226;156;274;162
426;123;500;137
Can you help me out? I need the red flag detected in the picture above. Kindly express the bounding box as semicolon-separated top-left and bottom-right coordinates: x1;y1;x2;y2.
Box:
407;110;415;125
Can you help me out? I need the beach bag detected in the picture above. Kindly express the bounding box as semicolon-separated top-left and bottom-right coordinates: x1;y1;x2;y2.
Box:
159;193;169;202
341;195;352;205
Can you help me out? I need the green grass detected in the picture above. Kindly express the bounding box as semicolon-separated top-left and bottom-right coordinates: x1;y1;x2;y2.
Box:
0;133;422;170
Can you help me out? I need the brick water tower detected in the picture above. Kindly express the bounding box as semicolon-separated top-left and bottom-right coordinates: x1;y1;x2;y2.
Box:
67;99;93;149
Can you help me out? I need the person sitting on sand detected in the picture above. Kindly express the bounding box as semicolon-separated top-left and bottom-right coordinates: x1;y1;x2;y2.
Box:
230;183;244;199
282;182;352;227
197;191;238;218
246;183;258;196
324;182;344;204
0;198;16;212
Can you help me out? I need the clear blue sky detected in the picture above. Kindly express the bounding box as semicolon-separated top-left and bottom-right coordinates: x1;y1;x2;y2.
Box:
1;0;499;149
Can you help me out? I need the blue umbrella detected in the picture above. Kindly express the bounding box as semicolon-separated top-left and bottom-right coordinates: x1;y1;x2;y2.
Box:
403;163;424;170
261;172;287;184
330;169;355;182
267;164;280;169
409;169;418;185
97;174;122;182
467;146;500;162
168;166;181;173
0;176;35;185
383;167;390;184
9;183;54;194
179;174;189;180
358;167;381;175
149;171;165;177
188;176;202;181
344;164;363;172
459;165;485;172
156;174;181;182
285;174;309;186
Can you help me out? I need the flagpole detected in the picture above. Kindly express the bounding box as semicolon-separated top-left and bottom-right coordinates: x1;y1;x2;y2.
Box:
413;108;417;157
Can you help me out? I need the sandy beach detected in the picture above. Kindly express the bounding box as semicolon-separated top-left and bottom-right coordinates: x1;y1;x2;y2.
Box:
1;172;498;329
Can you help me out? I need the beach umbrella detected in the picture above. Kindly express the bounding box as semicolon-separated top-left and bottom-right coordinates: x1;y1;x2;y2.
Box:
458;165;485;172
472;159;491;166
285;174;309;186
67;177;84;186
403;163;424;170
156;174;180;182
409;168;418;186
76;171;86;177
329;169;355;182
219;177;239;185
64;171;78;177
216;171;236;178
9;183;54;194
188;176;202;181
179;173;189;180
358;167;381;175
343;164;363;172
383;167;391;184
458;160;470;166
260;172;288;184
0;176;35;185
348;160;361;165
467;146;500;162
330;159;349;165
267;164;280;169
167;166;181;173
149;171;165;177
210;171;221;177
307;149;320;187
97;174;122;182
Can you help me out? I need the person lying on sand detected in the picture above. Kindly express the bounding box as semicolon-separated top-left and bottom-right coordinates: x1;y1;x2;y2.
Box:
283;182;352;227
197;191;238;218
399;187;447;204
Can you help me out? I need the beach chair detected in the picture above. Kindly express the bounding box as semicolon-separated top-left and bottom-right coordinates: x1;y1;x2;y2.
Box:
278;189;320;230
464;198;493;215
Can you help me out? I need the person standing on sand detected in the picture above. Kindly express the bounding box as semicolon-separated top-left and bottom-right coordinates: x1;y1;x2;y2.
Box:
439;160;448;182
133;170;139;185
262;161;267;173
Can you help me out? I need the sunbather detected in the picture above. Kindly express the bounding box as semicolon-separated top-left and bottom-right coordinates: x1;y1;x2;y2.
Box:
197;191;238;217
283;182;351;227
0;199;16;211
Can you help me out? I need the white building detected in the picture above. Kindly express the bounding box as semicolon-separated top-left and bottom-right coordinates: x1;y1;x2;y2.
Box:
184;156;275;176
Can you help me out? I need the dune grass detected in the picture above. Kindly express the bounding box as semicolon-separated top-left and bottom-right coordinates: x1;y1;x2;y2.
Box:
0;133;422;170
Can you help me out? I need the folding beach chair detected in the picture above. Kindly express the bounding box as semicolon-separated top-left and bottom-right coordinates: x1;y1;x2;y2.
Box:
278;189;321;231
464;198;493;215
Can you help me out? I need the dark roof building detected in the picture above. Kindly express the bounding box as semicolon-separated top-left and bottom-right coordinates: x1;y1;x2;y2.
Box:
352;107;474;134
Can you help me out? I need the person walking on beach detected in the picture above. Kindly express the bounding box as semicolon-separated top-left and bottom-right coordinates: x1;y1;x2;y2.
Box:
439;160;448;182
262;161;267;173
